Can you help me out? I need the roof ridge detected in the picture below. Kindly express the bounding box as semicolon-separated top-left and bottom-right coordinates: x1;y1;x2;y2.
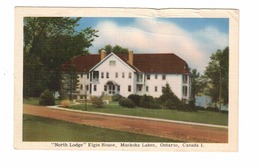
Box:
61;52;190;74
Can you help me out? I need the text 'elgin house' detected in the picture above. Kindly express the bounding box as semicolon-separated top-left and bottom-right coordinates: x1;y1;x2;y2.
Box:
60;50;191;101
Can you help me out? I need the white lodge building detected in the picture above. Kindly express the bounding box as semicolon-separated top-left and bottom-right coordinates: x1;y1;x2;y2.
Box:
60;50;191;101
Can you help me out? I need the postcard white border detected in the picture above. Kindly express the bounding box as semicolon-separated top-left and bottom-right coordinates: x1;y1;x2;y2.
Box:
14;7;239;151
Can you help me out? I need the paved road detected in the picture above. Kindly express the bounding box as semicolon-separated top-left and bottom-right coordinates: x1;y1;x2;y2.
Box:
23;104;228;143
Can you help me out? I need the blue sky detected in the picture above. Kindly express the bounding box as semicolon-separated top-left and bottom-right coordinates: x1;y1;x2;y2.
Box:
77;17;229;73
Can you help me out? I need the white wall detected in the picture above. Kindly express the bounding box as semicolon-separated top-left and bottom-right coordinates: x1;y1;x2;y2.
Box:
144;74;183;99
77;72;191;100
90;54;135;98
75;54;191;100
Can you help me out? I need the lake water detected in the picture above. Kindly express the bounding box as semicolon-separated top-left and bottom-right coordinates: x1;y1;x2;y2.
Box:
195;95;228;111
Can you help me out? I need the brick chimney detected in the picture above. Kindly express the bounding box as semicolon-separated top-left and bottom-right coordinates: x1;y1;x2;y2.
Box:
101;50;106;61
128;50;133;65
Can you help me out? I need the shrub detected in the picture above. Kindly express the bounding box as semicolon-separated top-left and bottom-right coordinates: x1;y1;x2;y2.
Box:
39;89;55;106
60;100;70;108
112;94;122;101
178;103;193;112
139;95;161;109
159;83;180;103
158;83;182;110
90;96;104;108
206;106;219;112
128;94;141;106
196;106;206;110
139;95;152;108
164;99;179;110
188;99;197;111
149;103;162;109
221;110;228;114
119;97;135;108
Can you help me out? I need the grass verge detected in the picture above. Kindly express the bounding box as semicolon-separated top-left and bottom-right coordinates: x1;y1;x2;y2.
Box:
23;98;228;126
24;97;61;106
23;114;179;142
70;102;228;126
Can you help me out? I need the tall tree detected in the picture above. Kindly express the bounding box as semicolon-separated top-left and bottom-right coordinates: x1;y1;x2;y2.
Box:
204;47;229;110
190;69;207;100
23;17;98;97
60;64;79;100
99;44;128;54
189;69;207;109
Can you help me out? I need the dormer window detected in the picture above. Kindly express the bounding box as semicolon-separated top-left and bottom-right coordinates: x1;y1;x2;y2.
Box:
109;60;116;66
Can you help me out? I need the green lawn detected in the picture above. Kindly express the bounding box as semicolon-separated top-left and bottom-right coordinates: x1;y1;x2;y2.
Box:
23;114;179;142
23;98;228;126
70;102;228;126
23;97;61;106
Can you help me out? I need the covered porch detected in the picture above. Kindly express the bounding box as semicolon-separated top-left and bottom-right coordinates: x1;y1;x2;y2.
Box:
103;80;120;95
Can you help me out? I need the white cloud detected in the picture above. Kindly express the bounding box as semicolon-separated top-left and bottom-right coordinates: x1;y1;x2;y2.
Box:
90;19;228;73
193;26;229;54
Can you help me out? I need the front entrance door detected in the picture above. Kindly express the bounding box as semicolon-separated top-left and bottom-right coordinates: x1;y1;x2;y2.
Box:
108;85;115;95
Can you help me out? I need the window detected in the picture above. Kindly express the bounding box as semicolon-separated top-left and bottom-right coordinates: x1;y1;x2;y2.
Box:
117;85;120;92
146;86;149;92
104;85;107;91
183;75;188;84
87;73;89;79
137;73;143;82
106;72;109;78
86;85;89;91
122;72;125;78
94;85;97;91
81;74;83;78
155;75;158;79
183;86;188;97
129;72;132;79
155;86;157;92
147;74;150;80
101;72;104;78
128;85;131;92
115;72;118;78
80;85;83;90
138;85;142;91
92;71;99;81
109;60;116;66
162;74;166;80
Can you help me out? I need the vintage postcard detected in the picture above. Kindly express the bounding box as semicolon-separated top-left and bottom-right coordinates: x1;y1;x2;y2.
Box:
14;7;239;151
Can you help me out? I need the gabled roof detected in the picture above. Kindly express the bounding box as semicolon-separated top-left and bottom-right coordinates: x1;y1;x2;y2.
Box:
89;52;139;72
60;53;190;74
60;54;100;72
